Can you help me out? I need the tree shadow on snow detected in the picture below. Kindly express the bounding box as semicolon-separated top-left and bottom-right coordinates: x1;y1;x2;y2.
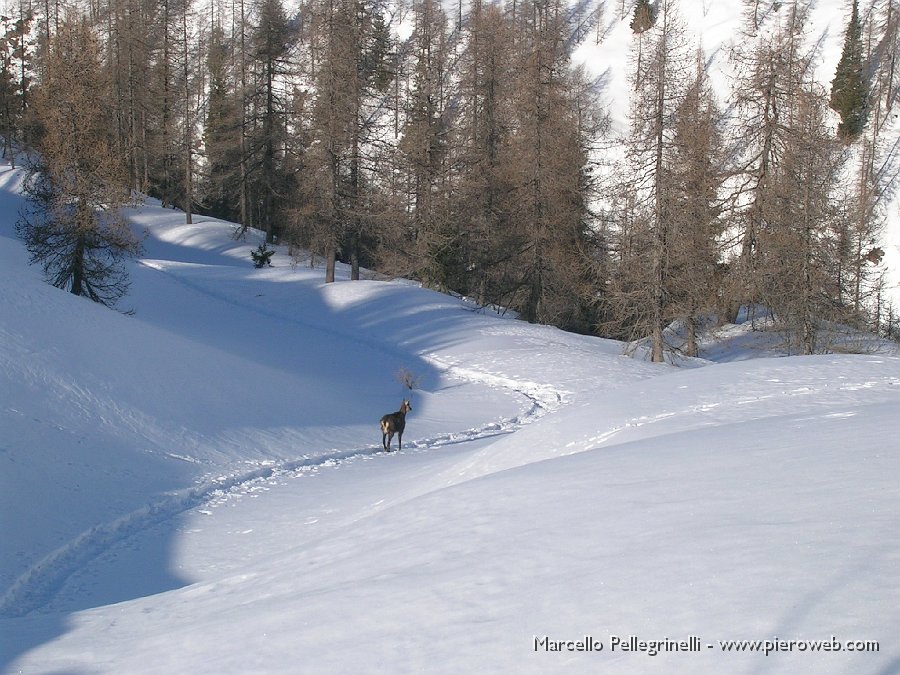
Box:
0;225;483;670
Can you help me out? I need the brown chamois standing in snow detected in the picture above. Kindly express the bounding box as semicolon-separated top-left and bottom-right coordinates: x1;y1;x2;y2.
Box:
380;399;412;451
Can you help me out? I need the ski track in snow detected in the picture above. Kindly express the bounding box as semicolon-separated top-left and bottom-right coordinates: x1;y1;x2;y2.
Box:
570;369;900;451
0;356;562;619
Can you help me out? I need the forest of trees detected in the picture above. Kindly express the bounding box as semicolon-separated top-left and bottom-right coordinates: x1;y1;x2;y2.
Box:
4;0;900;356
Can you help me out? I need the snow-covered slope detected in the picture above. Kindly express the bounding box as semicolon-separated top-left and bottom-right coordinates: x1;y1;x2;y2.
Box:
1;2;899;673
2;132;900;675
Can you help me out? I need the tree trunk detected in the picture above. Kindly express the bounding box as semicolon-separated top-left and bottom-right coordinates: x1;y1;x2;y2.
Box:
650;6;668;363
183;8;193;225
71;233;86;296
239;0;251;233
685;315;698;357
351;242;359;280
325;246;336;283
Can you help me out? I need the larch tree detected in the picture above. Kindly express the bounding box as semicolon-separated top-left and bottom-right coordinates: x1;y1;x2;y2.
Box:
504;0;599;333
296;0;352;282
725;2;810;325
180;0;194;225
398;0;452;290
249;0;294;242
607;0;692;361
664;56;725;357
144;0;186;210
105;0;155;194
833;132;886;330
202;19;243;223
742;0;764;33
235;0;254;233
299;0;391;282
451;0;517;308
757;82;844;354
0;10;31;166
18;15;141;307
869;0;899;130
630;0;655;91
344;0;392;280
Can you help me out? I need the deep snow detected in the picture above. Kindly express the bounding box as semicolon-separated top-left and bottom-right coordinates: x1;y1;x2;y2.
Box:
2;153;900;674
2;1;900;670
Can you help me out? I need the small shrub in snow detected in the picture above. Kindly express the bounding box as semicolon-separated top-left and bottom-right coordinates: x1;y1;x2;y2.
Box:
251;242;274;268
395;367;421;391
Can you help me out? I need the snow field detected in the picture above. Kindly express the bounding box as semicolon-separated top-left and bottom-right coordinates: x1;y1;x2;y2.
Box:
4;1;900;658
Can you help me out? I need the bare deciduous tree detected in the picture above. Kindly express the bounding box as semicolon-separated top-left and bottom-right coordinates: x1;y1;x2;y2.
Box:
18;16;140;308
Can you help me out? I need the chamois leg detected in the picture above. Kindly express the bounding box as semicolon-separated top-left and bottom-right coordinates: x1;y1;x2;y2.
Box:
398;431;402;451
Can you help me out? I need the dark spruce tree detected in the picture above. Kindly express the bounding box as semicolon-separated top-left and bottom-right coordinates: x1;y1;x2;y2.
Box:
17;17;140;308
830;0;868;139
251;241;275;267
631;0;655;33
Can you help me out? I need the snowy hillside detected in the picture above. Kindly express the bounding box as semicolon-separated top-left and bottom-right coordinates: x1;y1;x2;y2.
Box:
3;125;900;675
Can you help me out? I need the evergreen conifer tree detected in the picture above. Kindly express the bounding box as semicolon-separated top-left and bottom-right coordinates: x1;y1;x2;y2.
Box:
830;0;868;138
631;0;654;33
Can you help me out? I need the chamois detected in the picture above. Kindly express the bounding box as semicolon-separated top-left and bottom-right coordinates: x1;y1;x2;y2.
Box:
380;399;412;451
